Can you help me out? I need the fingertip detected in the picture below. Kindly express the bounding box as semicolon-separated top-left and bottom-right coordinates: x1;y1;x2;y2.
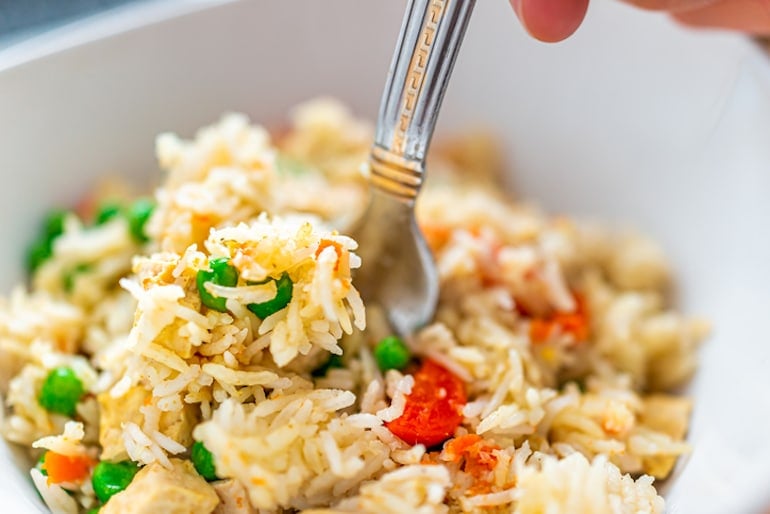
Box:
669;0;770;35
511;0;590;43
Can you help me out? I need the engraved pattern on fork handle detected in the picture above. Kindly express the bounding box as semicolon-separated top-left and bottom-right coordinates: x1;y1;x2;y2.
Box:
369;0;476;203
392;0;446;156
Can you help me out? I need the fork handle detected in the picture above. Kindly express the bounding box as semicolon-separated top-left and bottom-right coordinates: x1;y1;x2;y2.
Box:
369;0;476;202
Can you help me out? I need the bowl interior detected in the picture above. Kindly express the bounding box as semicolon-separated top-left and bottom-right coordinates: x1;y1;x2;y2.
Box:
1;1;769;512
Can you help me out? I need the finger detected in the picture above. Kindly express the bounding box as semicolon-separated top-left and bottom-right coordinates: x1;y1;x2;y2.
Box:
673;0;770;34
619;0;716;12
510;0;590;43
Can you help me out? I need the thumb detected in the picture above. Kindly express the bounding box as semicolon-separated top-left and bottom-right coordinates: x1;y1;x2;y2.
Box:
511;0;590;42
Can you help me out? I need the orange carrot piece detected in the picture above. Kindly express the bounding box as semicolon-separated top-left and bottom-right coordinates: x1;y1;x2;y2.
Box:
386;360;467;447
420;224;452;250
529;293;590;344
43;452;95;485
315;239;347;272
441;434;501;495
443;434;484;462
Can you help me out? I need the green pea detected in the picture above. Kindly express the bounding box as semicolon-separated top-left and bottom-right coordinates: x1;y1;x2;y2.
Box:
38;367;84;417
312;354;344;377
374;336;411;372
94;203;121;225
247;272;293;319
26;210;69;273
91;461;140;503
27;240;53;273
43;210;68;241
197;257;239;312
86;508;101;514
126;198;154;243
190;441;217;481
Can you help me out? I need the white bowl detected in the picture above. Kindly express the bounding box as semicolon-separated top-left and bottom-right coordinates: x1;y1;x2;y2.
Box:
1;1;769;512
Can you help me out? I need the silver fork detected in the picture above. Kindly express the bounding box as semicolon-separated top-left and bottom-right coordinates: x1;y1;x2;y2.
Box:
354;0;476;337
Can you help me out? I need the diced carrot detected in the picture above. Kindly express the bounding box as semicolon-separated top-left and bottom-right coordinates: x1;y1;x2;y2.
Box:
420;224;452;250
443;434;483;462
529;318;554;343
43;452;95;485
315;239;347;272
559;311;590;341
386;360;467;447
529;293;590;345
441;434;500;495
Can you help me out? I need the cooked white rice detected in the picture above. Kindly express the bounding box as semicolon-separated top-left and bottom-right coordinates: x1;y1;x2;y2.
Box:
0;99;708;513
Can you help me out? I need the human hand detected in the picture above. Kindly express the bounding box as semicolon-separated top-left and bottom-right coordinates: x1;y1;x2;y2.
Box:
510;0;770;43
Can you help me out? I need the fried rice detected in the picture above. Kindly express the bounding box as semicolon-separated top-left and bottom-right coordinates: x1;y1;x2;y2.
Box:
0;98;708;513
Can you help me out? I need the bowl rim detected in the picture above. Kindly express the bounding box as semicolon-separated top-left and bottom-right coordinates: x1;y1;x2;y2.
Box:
0;0;237;74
